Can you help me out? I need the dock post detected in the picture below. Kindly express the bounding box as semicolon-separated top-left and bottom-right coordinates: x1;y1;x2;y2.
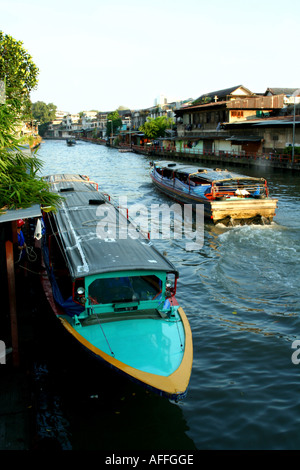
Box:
5;235;19;367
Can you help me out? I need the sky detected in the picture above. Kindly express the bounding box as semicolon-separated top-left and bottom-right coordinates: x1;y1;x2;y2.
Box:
2;0;300;114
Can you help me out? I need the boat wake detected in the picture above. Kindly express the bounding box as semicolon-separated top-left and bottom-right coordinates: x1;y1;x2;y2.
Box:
212;222;300;319
217;214;274;228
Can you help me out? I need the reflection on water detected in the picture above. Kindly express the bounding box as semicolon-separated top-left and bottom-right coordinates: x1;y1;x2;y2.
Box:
34;140;300;450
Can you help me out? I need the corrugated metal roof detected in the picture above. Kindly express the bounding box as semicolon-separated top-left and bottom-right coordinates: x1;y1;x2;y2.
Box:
195;85;251;101
265;87;299;96
44;174;178;279
0;204;41;224
225;135;262;142
153;161;261;181
175;100;227;115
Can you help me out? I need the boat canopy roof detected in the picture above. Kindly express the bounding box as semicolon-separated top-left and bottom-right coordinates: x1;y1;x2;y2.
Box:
44;174;178;279
153;161;266;182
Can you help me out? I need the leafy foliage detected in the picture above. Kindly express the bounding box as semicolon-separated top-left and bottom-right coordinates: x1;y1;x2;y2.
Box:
0;32;62;214
32;101;57;136
283;146;300;155
32;101;57;124
106;110;122;138
0;99;62;213
0;31;39;118
192;96;212;106
139;116;173;139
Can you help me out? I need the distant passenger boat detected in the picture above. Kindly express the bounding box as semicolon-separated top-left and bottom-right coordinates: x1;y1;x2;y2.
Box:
66;138;76;146
150;160;278;225
40;174;193;400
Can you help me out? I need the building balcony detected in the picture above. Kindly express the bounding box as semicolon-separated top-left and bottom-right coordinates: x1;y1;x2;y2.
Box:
177;123;228;139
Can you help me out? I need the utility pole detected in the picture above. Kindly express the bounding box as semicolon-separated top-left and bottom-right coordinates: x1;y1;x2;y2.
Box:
108;119;113;146
292;89;300;166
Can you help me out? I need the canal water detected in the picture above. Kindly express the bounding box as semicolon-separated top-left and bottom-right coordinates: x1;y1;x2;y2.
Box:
30;139;300;450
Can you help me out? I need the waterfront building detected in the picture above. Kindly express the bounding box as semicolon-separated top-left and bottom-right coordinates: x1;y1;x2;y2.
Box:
43;86;299;156
55;110;68;121
173;85;300;156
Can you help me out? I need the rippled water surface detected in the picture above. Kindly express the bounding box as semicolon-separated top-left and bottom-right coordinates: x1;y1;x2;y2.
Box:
33;140;300;450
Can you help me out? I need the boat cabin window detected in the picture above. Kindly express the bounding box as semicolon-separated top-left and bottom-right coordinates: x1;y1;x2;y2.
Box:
175;171;189;184
156;166;212;187
189;175;211;185
175;172;211;186
88;275;162;305
156;167;173;179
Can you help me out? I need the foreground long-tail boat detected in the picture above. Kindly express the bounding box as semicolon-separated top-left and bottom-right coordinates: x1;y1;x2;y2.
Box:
40;174;193;400
150;160;278;225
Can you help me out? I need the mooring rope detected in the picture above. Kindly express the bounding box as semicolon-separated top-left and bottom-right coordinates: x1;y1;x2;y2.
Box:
15;245;37;264
169;296;184;350
90;304;115;357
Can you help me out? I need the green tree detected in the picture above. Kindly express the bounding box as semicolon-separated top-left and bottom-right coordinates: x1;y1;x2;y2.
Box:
32;101;57;124
0;98;61;213
32;101;57;136
0;31;39;117
106;110;122;138
0;32;60;213
139;116;173;140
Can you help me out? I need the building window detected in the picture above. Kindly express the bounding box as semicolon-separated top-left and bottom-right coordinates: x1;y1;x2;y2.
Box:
231;111;244;117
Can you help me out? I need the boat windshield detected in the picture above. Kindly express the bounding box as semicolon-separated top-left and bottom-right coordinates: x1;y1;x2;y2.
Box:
88;275;162;305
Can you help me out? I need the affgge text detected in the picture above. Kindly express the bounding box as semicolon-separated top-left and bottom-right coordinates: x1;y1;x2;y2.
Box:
105;454;194;466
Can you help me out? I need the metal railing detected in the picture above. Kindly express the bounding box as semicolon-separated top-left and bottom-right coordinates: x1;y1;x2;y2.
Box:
78;138;300;167
130;145;300;166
